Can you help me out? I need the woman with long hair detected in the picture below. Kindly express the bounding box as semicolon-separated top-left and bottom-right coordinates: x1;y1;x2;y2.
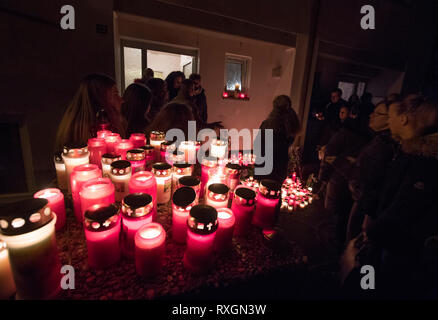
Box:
165;71;185;101
172;79;203;126
55;73;124;151
146;78;169;123
121;82;152;136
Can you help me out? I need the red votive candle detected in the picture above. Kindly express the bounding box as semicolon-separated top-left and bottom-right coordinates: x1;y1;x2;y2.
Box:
121;193;154;259
152;162;172;205
87;138;107;169
33;188;66;231
252;179;281;228
149;131;166;162
184;205;218;273
139;145;155;171
129;171;157;220
231;186;256;236
79;177;115;218
104;133;121;154
109;160;132;202
62;145;90;192
114;139;134;160
129;133;146;148
135;222;166;277
172;163;192;193
172;187;197;244
160;141;175;163
200;155;218;198
97;130;111;139
84;204;121;269
206;166;229;195
101;153;122;178
178;176;201;201
126;149;146;173
70;164;102;223
214;208;235;252
205;183;230;209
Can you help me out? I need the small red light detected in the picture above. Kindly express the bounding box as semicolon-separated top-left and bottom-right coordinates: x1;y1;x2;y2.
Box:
239;93;245;99
223;92;228;98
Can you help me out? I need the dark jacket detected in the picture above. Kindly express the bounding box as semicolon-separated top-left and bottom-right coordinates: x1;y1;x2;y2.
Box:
193;88;208;124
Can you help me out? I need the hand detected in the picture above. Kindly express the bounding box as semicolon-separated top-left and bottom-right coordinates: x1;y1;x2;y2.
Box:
318;145;327;161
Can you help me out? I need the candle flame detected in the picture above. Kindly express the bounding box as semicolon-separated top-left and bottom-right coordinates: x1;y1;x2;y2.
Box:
140;227;161;239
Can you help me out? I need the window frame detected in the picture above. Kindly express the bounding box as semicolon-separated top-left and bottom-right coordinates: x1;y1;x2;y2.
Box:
224;53;252;93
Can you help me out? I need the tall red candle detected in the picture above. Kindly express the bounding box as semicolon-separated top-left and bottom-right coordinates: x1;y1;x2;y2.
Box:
87;138;107;169
129;171;157;220
252;179;281;228
126;149;146;173
104;133;121;154
129;133;147;148
33;188;66;231
172;187;197;244
214;208;235;252
231;186;256;236
135;223;166;277
84;204;121;269
114;139;134;160
79;177;115;218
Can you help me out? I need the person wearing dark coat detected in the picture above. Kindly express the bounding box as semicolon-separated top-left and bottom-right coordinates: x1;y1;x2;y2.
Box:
165;71;185;101
189;73;208;124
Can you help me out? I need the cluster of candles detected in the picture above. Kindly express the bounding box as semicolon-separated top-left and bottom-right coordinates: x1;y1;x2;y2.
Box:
0;129;314;299
280;173;313;212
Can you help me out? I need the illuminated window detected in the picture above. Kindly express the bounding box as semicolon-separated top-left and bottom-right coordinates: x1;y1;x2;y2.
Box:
225;54;251;92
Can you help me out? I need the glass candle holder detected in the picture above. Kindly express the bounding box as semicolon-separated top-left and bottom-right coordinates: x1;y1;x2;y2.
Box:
97;129;111;139
152;162;172;205
54;152;68;191
179;141;197;164
214;208;235;252
84;204;121;269
252;179;281;228
33;188;66;231
71;164;102;223
178;176;201;201
167;148;185;166
206;167;229;195
104;132;122;154
135;222;166;277
62;145;90;192
231;186;256;236
205;183;230;209
172;163;193;193
0;198;61;299
101;153;122;178
225;163;242;193
160;141;175;163
114;139;135;160
129;133;147;148
80;177;115;218
184;205;218;273
121;193;154;259
200;155;218;198
139;145;155;171
149;131;165;162
127;149;146;173
109;160;132;202
210;138;228;160
0;241;16;300
87;138;107;169
240;175;260;192
129;171;157;220
172;187;197;244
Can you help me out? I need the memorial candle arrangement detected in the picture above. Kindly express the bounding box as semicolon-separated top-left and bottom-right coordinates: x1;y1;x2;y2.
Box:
172;187;197;243
149;131;165;161
109;160;132;202
184;205;218;273
200;155;217;198
62;145;90;192
0;241;15;300
54;153;68;190
101;153;122;178
214;208;235;252
231;186;256;236
152;163;172;205
97;129;111;139
252;179;281;228
0;198;61;299
129;171;158;219
33;188;66;231
160;141;175;163
70;164;102;222
280;174;313;212
114;139;134;160
87;138;107;168
121;193;154;259
179;141;197;164
129;133;147;148
104;132;122;154
140;145;155;171
135;222;166;277
205;183;230;209
240;175;260;192
206;167;229;193
84;204;121;269
79;177;115;217
172;163;192;192
126;149;146;173
225;163;241;200
178;176;201;201
210;138;228;159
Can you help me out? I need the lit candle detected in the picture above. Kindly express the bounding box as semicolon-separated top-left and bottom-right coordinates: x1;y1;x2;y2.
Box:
126;149;146;173
214;208;235;252
167;148;185;166
184;205;218;273
0;198;61;299
54;152;68;191
114;139;134;160
179;141;197;164
129;133;147;148
109;160;132;202
252;179;281;228
149;131;165;162
61;145;90;192
33;188;66;231
172;163;193;193
87;138;107;169
210;138;228;160
194;141;202;164
135;222;166;277
172;187;197;244
152;163;172;205
139;145;155;171
231;186;256;236
160;141;175;163
101;153;122;178
84;204;121;269
0;241;15;300
205;183;230;209
200;155;217;198
104;132;122;154
178;176;201;201
129;171;157;220
97;129;111;139
70;164;102;223
121;193;154;259
79;177;115;218
206;167;229;194
225;163;241;193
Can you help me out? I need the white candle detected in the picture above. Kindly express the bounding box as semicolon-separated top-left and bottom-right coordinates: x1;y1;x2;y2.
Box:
179;141;197;164
101;153;122;178
0;241;16;299
210;138;228;160
61;145;90;192
54;153;68;191
109;160;132;202
152;163;172;205
172;163;193;193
